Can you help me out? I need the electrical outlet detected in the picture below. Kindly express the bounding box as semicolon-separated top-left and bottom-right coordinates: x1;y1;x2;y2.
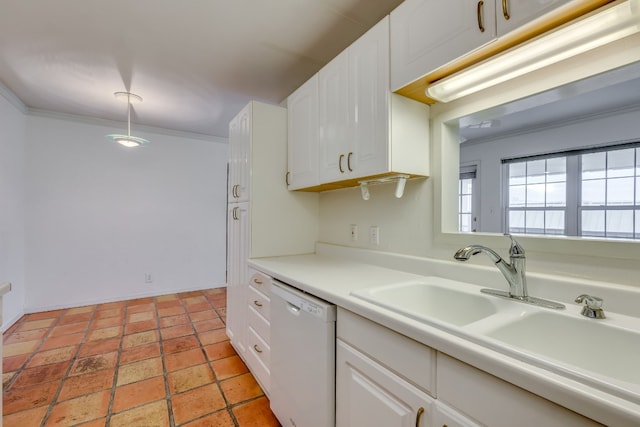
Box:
369;226;379;245
350;224;358;242
144;273;153;283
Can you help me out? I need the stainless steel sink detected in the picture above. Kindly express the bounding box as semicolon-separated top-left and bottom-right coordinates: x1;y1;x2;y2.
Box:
351;278;498;327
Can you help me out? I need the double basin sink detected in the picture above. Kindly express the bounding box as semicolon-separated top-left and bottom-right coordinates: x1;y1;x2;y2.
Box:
351;277;640;402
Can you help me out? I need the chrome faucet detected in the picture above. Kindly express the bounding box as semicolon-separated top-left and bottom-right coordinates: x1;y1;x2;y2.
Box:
454;235;565;309
575;294;606;319
454;234;527;299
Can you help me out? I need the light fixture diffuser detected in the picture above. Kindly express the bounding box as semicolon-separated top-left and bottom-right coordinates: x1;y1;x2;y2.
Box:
426;0;640;103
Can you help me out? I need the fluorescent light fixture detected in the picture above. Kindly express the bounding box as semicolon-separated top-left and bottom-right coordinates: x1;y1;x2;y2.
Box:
426;0;640;102
106;91;149;148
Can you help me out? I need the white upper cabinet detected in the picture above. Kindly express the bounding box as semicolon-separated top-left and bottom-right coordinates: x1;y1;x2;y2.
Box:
390;0;577;91
347;13;390;180
497;0;573;35
288;16;430;191
318;50;350;183
319;15;389;183
228;105;251;202
287;75;319;190
390;0;497;91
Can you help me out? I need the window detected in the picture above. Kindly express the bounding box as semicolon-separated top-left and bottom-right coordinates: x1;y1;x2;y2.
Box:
504;143;640;239
459;166;477;232
580;147;639;238
507;157;567;235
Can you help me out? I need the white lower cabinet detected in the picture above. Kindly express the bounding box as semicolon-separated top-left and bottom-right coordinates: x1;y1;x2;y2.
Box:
432;401;481;427
336;340;433;427
226;202;248;357
244;270;271;394
336;308;602;427
437;354;603;427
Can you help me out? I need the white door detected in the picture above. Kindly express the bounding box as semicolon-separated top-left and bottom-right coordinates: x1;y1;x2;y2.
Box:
497;0;573;35
336;340;434;427
390;0;497;90
229;104;251;202
318;51;349;183
226;202;249;356
287;75;319;190
433;400;481;427
348;16;390;179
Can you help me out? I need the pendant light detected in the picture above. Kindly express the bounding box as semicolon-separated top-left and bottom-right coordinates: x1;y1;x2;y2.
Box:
107;91;149;147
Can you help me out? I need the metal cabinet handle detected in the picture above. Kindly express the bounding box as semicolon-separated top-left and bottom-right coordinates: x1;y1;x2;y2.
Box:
253;300;263;307
415;407;424;427
285;171;290;186
253;278;263;285
502;0;510;20
347;152;353;172
232;206;239;220
339;154;345;173
477;1;485;32
253;344;263;353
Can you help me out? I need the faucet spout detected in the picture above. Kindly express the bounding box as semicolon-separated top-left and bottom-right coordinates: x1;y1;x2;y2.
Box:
453;235;564;310
453;235;528;299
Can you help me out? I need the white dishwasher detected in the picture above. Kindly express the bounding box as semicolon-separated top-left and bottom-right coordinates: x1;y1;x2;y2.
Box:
270;279;336;427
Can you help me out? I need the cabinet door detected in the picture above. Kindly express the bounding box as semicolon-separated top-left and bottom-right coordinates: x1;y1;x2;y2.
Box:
390;0;497;91
319;51;349;183
228;104;251;202
348;16;390;179
287;75;319;190
433;401;481;427
226;202;249;356
497;0;572;35
336;340;433;427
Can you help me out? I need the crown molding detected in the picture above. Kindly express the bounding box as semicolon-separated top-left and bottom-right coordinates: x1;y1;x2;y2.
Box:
27;108;228;144
0;81;28;114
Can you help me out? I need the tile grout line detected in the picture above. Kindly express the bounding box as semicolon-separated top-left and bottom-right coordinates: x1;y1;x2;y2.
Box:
183;291;242;427
40;305;99;426
3;310;64;392
155;294;178;427
104;299;129;426
3;289;277;426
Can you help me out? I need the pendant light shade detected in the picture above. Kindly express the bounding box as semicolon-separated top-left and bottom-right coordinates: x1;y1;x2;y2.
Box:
107;91;149;147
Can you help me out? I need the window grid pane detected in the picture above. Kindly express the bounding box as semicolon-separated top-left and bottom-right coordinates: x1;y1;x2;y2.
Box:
579;148;639;238
459;178;474;232
507;158;567;235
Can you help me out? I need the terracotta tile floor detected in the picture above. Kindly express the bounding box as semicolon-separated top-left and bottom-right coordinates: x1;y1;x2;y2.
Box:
2;288;281;427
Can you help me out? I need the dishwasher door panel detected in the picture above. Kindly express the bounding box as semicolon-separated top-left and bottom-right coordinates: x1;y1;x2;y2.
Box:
270;281;336;427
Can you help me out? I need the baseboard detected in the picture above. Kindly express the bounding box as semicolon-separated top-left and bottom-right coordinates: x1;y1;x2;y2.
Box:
24;283;226;315
2;310;25;333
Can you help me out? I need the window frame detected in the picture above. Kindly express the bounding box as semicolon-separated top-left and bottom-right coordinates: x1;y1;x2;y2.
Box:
502;141;640;239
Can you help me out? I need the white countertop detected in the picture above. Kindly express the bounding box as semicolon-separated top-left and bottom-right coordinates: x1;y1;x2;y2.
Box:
249;251;640;427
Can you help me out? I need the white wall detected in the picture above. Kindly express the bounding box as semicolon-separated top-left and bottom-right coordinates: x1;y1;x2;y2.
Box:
0;88;27;330
460;106;640;233
24;113;228;312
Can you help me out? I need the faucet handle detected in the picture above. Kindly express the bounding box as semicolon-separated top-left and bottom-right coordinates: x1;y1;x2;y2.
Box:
575;294;605;319
504;233;525;257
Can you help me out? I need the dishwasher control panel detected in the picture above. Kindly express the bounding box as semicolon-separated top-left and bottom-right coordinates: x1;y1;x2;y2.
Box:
271;280;336;322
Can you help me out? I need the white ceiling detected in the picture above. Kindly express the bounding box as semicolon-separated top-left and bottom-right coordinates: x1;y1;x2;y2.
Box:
0;0;403;138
